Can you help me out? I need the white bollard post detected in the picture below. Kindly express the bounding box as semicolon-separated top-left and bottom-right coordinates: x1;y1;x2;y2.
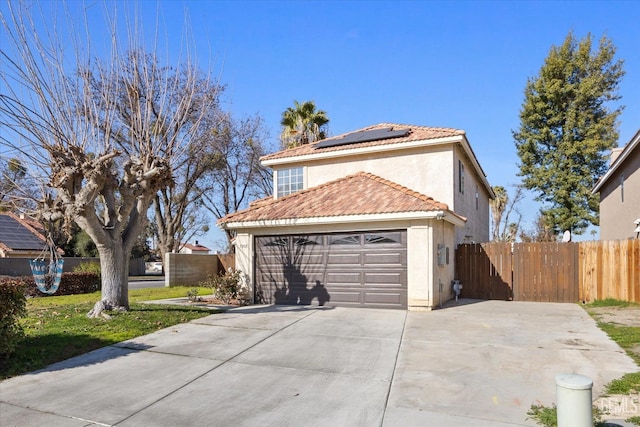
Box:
555;374;593;427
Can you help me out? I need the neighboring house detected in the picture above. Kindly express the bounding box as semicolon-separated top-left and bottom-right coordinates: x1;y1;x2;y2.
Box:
179;241;211;255
592;129;640;240
218;123;494;310
0;212;48;258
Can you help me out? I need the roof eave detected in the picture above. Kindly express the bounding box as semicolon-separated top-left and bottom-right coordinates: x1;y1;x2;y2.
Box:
219;210;466;230
592;129;640;194
261;135;465;166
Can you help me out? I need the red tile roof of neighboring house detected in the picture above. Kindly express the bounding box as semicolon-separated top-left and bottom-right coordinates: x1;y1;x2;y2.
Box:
181;242;211;252
218;172;465;225
261;123;465;162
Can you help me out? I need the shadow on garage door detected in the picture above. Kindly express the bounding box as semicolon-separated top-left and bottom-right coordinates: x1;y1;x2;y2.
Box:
254;230;407;309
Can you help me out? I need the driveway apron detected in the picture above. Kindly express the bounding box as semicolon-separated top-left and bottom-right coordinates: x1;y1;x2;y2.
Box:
0;301;637;426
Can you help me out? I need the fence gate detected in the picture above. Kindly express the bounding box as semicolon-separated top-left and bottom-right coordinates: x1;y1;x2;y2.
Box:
512;242;578;302
456;242;579;303
455;243;513;300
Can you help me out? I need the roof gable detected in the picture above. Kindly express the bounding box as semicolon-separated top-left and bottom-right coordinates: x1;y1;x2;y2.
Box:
218;172;464;226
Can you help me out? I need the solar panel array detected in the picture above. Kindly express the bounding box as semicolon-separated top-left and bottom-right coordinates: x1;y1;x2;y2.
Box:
315;127;410;149
0;215;47;251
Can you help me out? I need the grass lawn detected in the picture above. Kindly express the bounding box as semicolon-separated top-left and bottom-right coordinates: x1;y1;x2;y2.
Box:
584;299;640;426
0;286;216;380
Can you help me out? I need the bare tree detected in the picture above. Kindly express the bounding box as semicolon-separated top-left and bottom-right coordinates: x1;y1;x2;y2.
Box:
0;2;219;317
201;113;272;251
149;76;225;263
0;157;30;211
490;185;524;242
520;211;559;242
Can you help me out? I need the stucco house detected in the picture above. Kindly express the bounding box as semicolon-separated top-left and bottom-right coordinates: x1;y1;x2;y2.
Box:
178;241;211;255
0;212;48;258
592;129;640;240
218;123;494;310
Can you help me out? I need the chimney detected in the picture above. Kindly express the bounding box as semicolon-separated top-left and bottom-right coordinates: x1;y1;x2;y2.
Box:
610;147;624;165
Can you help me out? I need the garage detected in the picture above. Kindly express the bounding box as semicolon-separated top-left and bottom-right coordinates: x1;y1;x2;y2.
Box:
255;230;407;309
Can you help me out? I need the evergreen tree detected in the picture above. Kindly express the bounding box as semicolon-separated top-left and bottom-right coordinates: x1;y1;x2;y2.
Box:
513;32;625;235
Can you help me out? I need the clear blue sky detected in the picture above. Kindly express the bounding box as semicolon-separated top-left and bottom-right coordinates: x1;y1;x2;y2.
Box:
182;0;640;249
4;1;639;250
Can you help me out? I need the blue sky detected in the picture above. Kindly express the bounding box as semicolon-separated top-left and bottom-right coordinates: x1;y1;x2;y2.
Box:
184;0;640;249
3;1;639;250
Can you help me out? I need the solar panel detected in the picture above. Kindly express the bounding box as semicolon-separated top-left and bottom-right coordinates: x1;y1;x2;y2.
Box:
315;127;410;149
0;215;47;251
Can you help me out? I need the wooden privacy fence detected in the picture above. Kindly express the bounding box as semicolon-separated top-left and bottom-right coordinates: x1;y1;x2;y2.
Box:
456;240;639;303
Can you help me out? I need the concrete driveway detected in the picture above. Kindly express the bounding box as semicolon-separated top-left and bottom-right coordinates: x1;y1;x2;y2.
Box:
0;300;637;426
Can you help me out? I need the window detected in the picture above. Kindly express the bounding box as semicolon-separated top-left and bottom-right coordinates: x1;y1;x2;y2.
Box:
329;234;360;245
294;236;320;246
458;160;465;194
264;237;288;247
475;186;479;210
365;232;402;245
277;167;304;198
620;174;625;203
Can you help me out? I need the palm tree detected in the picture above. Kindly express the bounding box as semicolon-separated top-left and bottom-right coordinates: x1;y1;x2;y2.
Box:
280;100;329;149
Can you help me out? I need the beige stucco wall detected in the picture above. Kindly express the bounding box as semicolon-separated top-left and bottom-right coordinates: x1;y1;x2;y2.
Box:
453;147;491;244
430;219;457;307
303;146;455;208
599;151;640;240
231;218;457;310
271;143;491;245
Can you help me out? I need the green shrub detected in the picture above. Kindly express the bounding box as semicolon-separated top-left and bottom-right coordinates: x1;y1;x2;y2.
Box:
187;288;200;302
73;261;101;275
0;280;27;357
10;272;101;298
199;269;242;304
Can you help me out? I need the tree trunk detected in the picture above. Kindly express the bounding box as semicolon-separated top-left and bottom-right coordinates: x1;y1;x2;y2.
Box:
88;244;130;318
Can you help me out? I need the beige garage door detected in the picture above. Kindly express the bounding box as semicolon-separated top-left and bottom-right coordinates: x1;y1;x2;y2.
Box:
255;230;407;309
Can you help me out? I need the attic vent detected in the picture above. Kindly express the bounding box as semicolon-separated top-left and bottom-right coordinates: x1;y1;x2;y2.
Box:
315;127;410;149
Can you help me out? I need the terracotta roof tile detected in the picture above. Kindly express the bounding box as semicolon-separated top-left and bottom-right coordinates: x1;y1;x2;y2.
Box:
262;123;465;162
218;172;463;225
181;242;211;251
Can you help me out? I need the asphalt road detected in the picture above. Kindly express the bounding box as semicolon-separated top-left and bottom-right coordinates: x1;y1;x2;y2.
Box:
128;277;165;289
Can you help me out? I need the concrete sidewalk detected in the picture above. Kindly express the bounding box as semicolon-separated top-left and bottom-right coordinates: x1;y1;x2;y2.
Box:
0;300;637;426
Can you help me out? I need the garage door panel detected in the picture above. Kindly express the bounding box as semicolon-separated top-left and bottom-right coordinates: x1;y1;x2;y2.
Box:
326;271;361;285
364;291;407;306
325;290;361;304
364;252;404;265
327;253;361;265
295;254;325;267
364;272;404;285
255;231;407;309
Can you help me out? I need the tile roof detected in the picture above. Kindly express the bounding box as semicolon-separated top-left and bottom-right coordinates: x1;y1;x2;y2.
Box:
181;242;211;252
218;172;463;225
261;123;465;162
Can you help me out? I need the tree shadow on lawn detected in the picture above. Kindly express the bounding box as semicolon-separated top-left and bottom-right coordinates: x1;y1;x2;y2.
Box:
1;304;213;380
0;333;146;379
